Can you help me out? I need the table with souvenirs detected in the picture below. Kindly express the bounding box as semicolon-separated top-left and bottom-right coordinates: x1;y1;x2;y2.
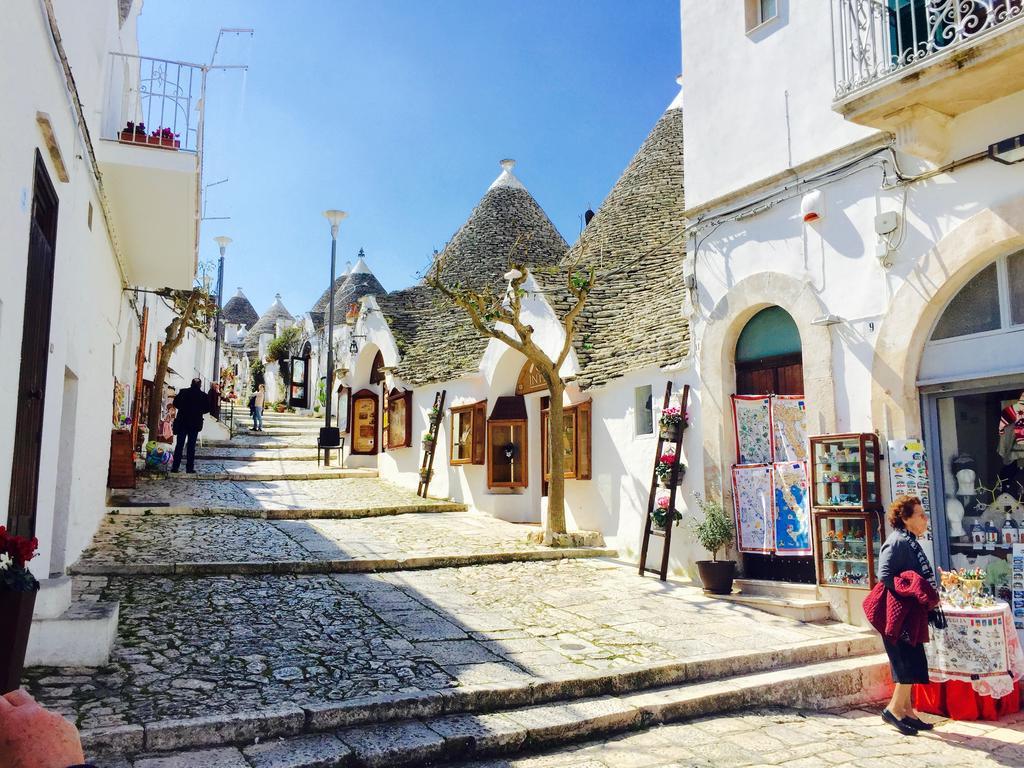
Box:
913;567;1024;720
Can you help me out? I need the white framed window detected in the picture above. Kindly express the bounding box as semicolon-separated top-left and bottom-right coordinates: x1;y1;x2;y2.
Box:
634;385;654;436
929;251;1024;343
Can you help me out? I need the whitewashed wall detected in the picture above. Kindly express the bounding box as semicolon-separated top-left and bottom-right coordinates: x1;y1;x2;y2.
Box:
0;0;144;578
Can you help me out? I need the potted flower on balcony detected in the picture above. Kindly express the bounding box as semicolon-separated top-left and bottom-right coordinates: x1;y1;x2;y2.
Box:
690;490;736;595
149;127;180;150
1;527;39;694
655;449;686;487
650;495;682;531
118;120;147;145
658;406;688;442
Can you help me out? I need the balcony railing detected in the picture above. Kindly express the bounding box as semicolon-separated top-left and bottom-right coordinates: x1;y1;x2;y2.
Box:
833;0;1024;98
104;53;204;152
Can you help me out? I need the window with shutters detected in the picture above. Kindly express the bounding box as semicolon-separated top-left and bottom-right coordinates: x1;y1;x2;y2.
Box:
541;400;593;481
450;401;486;465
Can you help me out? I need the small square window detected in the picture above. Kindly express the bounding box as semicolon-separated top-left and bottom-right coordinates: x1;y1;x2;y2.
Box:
745;0;778;32
635;385;654;436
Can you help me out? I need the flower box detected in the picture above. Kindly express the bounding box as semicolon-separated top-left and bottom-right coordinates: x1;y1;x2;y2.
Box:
118;129;181;150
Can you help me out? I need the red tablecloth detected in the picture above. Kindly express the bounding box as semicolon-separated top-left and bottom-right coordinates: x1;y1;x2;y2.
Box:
914;679;1022;721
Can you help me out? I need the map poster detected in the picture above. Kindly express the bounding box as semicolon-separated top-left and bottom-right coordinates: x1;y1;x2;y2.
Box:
1013;544;1024;637
773;461;812;556
731;464;774;554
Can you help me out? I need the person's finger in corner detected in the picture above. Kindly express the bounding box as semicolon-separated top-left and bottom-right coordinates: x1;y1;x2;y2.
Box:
2;689;36;707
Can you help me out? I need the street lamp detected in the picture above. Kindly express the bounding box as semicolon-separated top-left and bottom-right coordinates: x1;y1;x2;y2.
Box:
212;236;232;387
322;210;347;466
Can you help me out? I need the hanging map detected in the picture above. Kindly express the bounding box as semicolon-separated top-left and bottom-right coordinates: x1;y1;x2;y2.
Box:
887;439;934;566
732;464;774;554
773;461;812;556
771;396;808;462
732;395;773;465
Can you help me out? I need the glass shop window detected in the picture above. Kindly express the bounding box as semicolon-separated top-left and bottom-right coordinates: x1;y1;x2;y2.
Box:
450;402;485;465
635;385;654;436
934;385;1024;597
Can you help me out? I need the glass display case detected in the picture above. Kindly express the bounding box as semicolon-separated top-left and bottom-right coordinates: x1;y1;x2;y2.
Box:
814;510;884;589
810;433;882;510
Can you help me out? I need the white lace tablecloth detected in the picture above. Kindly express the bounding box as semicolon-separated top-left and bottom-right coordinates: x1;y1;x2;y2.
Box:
926;603;1024;698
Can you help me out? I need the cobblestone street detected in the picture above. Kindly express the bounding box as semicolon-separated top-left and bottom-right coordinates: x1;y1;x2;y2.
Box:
455;706;1024;767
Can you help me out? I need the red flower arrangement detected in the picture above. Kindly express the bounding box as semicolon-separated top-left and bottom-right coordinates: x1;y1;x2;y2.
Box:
0;526;40;592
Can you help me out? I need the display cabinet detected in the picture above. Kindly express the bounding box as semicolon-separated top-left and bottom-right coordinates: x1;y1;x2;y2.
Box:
809;433;882;510
813;509;884;589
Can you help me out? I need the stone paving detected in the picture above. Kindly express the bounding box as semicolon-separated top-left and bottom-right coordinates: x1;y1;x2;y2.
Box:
24;559;859;732
455;705;1024;767
71;511;592;573
153;459;372;480
110;476;459;513
195;447;320;461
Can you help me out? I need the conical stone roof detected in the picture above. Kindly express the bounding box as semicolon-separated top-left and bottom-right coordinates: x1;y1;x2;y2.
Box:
432;159;567;289
221;287;259;328
555;90;688;390
378;160;568;387
311;262;352;317
330;250;386;319
244;294;294;352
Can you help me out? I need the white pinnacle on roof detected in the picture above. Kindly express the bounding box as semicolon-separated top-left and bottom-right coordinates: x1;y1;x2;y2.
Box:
351;256;372;275
488;158;526;191
669;75;683;111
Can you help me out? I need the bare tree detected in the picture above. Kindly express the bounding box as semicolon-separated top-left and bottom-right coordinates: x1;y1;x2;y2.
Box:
425;239;595;539
146;287;217;438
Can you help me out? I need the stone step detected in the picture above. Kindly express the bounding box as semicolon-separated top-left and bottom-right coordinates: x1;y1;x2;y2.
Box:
27;599;119;667
733;578;820;600
107;502;466;520
202;438;318;449
153;463;376;481
235;427;317;437
71;546;619;577
194;449;321;462
85;642;887;761
715;592;833;623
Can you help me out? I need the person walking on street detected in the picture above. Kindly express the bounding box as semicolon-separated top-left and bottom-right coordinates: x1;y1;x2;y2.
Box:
172;378;210;473
252;384;265;431
207;382;222;420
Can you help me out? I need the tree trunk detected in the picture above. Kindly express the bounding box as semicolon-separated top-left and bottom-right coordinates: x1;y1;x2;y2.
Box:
546;376;568;536
146;343;174;438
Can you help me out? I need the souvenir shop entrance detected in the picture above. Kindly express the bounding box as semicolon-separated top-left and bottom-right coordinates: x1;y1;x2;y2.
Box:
734;307;815;584
918;251;1024;597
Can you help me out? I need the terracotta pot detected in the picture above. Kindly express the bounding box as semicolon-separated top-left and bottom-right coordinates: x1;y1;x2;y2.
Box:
0;589;37;694
696;560;736;595
659;424;680;442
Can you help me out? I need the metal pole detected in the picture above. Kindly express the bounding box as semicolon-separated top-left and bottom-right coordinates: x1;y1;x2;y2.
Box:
324;227;337;466
212;250;225;385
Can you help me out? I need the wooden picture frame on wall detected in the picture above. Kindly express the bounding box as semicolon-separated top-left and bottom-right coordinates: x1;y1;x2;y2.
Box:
350;388;379;455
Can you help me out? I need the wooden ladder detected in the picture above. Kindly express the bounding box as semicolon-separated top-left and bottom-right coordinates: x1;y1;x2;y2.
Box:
638;382;691;581
417;390;446;498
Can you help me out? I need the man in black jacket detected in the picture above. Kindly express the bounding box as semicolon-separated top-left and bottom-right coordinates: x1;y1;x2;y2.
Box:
172;378;210;473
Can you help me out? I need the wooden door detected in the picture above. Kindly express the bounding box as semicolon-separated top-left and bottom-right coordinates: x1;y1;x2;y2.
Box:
350;389;378;454
8;152;59;538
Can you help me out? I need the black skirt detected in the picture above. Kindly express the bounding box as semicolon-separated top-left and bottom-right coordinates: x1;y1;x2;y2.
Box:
883;637;929;684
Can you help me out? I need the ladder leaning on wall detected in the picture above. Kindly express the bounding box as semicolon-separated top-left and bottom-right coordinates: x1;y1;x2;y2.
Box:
638;382;690;581
417;390;446;498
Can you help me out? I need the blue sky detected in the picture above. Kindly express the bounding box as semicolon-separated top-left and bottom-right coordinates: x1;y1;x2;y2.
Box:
138;1;680;316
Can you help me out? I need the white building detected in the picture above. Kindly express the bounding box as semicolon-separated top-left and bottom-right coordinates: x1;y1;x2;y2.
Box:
679;0;1024;622
1;0;211;662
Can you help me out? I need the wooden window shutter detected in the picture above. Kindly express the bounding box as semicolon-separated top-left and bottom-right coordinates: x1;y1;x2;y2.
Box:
382;388;390;451
577;401;592;480
472;401;486;465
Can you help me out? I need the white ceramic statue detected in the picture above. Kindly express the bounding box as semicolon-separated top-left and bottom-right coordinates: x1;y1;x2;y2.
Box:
945;497;966;538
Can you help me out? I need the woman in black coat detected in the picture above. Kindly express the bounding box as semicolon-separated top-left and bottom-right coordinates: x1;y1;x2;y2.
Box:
877;494;935;735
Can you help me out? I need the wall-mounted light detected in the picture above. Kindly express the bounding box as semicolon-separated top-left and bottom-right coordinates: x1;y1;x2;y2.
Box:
800;190;824;223
810;314;843;327
989;133;1024;165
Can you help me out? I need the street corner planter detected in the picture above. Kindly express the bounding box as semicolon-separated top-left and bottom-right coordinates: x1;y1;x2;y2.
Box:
0;588;37;694
696;560;736;595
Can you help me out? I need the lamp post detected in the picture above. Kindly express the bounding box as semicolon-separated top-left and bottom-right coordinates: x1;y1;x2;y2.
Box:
322;210;347;465
212;236;232;387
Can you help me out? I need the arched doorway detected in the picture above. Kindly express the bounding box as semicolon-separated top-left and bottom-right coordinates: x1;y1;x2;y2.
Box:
735;306;816;584
920;250;1024;591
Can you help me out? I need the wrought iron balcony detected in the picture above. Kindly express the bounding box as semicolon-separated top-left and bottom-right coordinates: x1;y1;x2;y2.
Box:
833;0;1024;98
103;53;204;151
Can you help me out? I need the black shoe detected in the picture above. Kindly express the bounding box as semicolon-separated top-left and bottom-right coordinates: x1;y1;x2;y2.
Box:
186;470;196;474
171;469;180;473
902;715;933;731
882;709;918;735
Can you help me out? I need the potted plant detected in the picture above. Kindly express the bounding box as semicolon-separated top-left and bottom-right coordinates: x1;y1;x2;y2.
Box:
148;127;180;150
691;491;736;594
428;406;440;425
659;406;688;442
118;120;147;145
418;467;433;481
650;495;682;531
655;449;685;487
1;527;39;693
421;431;435;446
